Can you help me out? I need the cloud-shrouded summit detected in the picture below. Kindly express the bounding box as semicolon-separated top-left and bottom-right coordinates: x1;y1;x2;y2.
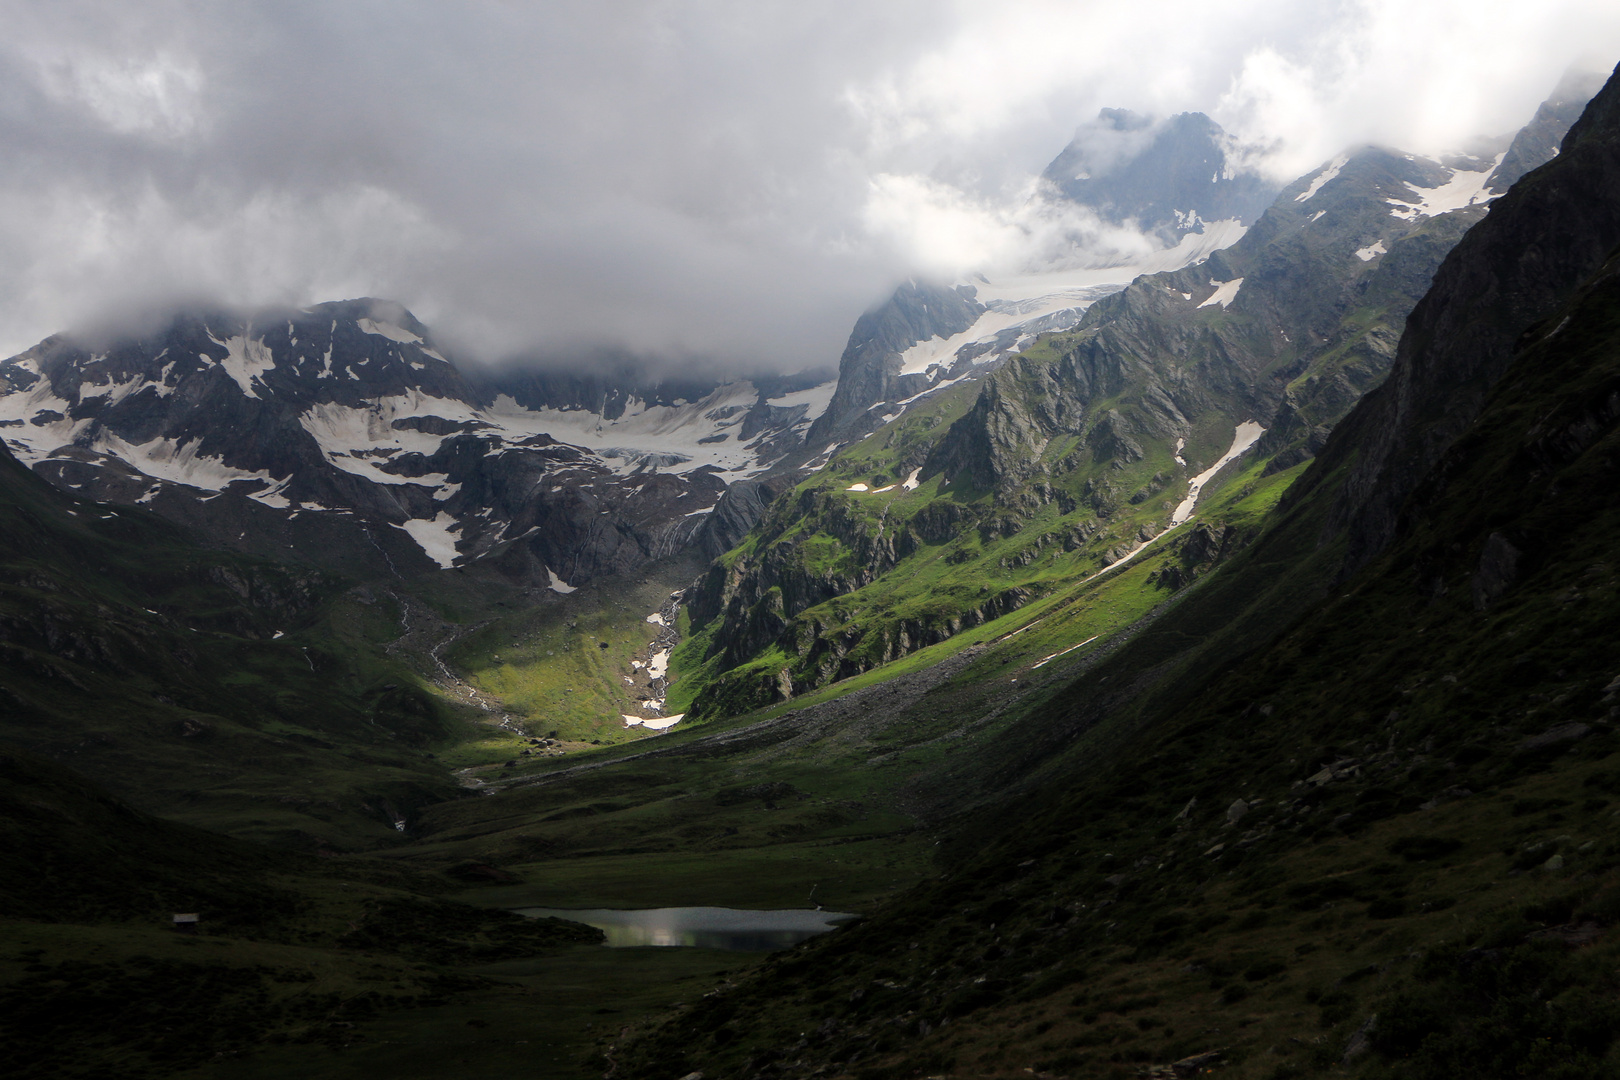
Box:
1;0;1616;369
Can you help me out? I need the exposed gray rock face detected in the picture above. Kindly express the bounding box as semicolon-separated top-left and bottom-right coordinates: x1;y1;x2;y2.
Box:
1518;722;1591;752
1470;532;1522;609
694;475;796;561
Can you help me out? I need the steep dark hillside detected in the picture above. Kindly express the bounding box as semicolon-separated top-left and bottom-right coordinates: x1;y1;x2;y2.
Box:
614;66;1620;1080
0;439;463;848
0;745;618;1080
0;746;295;924
1302;64;1620;576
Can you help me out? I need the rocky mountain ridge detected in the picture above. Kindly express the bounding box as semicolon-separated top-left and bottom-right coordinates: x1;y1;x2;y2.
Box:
1300;67;1620;577
674;89;1586;716
0;299;834;588
805;111;1280;449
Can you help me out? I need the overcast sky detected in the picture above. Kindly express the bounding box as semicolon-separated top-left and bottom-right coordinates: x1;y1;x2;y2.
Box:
1;1;1617;372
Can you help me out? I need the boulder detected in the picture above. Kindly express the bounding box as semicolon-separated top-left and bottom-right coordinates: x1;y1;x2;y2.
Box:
1518;722;1590;752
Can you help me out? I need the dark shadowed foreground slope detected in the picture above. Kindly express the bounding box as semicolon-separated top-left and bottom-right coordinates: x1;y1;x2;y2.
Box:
0;439;466;849
613;64;1620;1080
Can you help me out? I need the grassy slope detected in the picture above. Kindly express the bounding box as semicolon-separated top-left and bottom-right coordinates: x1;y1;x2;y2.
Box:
0;445;498;850
606;242;1620;1079
673;351;1262;718
440;553;706;756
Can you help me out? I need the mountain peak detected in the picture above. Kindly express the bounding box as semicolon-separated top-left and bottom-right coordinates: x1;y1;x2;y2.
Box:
1095;106;1152;132
1040;109;1280;244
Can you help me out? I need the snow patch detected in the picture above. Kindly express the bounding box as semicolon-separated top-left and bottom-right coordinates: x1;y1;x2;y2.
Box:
484;381;766;480
902;468;921;491
845;483;869;492
1355;239;1388;262
547;567;577;594
298;394;473;485
646;612;666;626
357;318;422;343
1031;635;1100;670
1295;154;1348;202
1387;155;1503;221
249;475;294;509
1171;421;1266;525
1198;278;1244;309
84;372;173;406
0;377;93;461
624;714;683;730
764;380;837;423
206;334;276;399
394;513;460;569
896;220;1249;380
96;432;274;492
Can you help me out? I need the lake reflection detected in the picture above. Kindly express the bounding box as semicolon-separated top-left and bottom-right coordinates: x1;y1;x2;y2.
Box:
516;906;859;951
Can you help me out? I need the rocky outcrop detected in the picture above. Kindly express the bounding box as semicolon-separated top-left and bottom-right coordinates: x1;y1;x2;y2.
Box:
694;475;799;561
804;280;984;449
686;581;1035;720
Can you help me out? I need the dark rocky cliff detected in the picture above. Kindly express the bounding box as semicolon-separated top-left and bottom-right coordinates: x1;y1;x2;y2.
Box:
1300;61;1620;576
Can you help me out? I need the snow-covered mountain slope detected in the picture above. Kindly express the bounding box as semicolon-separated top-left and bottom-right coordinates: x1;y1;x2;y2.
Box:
806;113;1279;449
0;299;832;583
806;100;1568;458
892;220;1251;385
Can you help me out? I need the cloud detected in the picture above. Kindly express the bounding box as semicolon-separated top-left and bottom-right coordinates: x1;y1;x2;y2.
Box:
861;172;1158;279
0;1;1616;370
